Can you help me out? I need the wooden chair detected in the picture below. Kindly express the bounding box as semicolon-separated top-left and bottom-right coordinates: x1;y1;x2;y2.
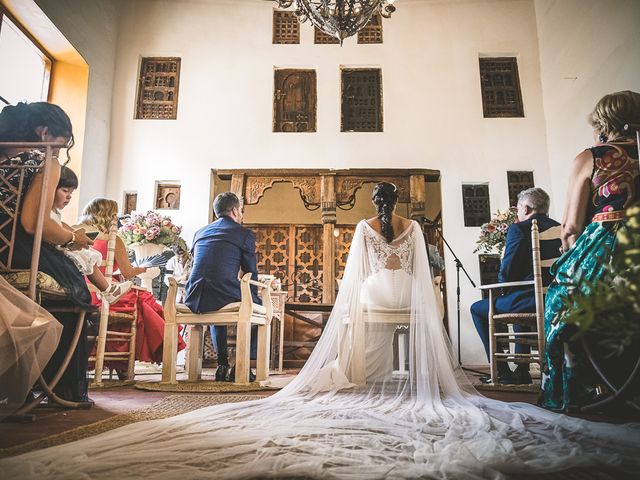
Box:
478;219;561;389
161;273;274;385
86;219;137;386
0;142;95;418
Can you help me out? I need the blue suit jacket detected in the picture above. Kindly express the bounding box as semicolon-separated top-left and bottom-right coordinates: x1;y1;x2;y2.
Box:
184;216;261;313
497;213;561;312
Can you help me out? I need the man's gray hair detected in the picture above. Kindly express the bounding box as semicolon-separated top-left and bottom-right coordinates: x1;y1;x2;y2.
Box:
213;192;240;218
517;187;550;214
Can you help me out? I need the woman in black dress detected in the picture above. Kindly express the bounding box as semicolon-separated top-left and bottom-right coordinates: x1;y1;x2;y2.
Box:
0;102;95;402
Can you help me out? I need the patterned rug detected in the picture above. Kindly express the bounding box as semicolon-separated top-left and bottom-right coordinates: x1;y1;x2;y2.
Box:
134;380;281;393
0;394;262;459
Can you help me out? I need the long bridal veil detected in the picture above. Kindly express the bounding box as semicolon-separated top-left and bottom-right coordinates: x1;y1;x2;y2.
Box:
1;221;638;479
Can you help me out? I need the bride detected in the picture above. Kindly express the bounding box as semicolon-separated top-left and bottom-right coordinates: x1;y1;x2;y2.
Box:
1;182;638;479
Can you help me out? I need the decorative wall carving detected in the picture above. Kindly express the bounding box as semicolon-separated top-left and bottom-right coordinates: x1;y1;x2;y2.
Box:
155;183;181;209
507;171;535;207
335;176;410;206
357;13;383;44
314;26;339;44
274;69;317;133
479;57;524;118
124;192;137;215
245;176;321;208
341;68;383;132
462;184;491;227
273;10;300;44
135;57;181;120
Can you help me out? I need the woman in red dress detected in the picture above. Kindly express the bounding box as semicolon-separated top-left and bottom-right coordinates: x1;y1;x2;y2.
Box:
78;198;185;378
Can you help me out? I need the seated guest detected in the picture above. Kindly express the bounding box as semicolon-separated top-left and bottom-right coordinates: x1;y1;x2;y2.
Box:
51;166;132;304
541;90;640;411
184;192;261;382
471;188;561;384
0;102;94;402
78;198;185;379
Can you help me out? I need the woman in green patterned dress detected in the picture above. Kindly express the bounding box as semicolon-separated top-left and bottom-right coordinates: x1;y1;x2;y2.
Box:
540;90;640;412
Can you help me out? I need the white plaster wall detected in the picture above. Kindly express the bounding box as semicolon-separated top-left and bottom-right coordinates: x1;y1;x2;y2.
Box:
107;0;552;364
534;0;640;220
34;0;121;210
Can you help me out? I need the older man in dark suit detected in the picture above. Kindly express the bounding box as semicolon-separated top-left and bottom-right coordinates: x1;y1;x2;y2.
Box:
184;192;261;382
471;188;561;385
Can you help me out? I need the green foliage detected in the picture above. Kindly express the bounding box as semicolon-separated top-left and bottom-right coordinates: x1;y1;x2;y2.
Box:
557;205;640;358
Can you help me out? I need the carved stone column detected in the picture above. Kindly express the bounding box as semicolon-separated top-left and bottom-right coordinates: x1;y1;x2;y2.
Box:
409;174;426;220
321;174;336;303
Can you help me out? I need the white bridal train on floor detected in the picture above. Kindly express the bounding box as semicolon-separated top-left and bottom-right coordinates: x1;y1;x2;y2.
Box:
2;221;638;479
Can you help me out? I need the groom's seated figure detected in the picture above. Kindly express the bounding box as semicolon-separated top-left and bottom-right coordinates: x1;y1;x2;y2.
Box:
471;188;560;385
184;192;261;382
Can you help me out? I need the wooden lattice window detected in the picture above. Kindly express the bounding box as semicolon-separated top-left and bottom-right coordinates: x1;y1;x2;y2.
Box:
274;69;317;133
357;13;383;44
479;57;524;118
507;171;535;207
314;27;339;44
273;10;300;44
478;254;501;299
341;68;383;132
462;184;491;227
123;192;137;215
135;57;180;119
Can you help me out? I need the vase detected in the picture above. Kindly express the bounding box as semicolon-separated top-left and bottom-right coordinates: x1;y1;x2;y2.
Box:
129;243;167;291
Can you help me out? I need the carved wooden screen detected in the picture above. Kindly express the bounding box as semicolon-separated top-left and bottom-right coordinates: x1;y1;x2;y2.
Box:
334;225;356;281
479;57;524;118
478;254;501;299
357;13;383;44
273;10;300;44
248;224;323;304
462;184;491;227
314;27;339;44
135;57;181;119
252;225;290;288
274;69;317;133
507;171;535;207
341;68;383;132
294;226;323;303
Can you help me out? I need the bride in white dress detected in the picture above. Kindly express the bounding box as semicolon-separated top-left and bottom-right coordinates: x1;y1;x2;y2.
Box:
1;182;638;479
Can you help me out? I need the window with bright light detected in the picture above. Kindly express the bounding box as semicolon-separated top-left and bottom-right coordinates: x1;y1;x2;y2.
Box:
0;8;52;106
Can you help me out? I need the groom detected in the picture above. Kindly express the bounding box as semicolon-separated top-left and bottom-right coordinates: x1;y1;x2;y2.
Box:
184;192;261;382
470;188;561;385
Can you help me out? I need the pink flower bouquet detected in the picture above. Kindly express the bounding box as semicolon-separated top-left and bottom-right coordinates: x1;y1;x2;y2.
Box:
118;211;183;247
474;208;518;254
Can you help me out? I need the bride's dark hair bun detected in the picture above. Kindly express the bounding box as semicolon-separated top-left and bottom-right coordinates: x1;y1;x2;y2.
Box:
372;182;399;243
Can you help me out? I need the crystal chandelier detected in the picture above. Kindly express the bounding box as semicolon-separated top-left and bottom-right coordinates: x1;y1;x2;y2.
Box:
276;0;396;44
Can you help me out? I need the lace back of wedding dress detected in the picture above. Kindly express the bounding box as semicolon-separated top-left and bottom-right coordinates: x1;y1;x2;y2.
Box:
2;221;638;479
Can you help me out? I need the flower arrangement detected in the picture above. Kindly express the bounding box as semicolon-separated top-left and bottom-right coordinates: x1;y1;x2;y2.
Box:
118;210;183;247
474;208;518;254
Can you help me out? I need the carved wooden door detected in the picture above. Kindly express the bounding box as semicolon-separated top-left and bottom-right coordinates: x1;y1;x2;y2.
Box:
274;69;317;133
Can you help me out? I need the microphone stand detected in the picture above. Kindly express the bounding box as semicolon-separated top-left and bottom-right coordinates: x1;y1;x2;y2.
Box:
420;219;485;376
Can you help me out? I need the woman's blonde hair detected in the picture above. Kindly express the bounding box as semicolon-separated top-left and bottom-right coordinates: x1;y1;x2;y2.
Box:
79;198;119;233
589;90;640;140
